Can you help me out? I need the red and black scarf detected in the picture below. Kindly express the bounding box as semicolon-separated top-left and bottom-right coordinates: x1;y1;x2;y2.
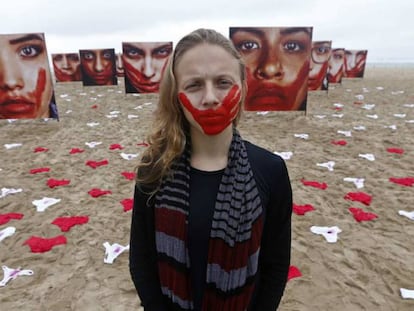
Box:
154;130;263;310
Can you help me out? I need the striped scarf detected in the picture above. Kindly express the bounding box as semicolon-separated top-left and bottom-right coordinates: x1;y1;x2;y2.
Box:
154;130;263;311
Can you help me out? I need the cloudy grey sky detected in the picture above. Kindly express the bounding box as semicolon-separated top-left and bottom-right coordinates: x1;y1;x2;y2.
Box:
1;0;412;62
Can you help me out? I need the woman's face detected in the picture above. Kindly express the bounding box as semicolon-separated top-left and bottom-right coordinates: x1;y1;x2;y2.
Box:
52;53;81;82
122;42;172;93
344;50;367;78
327;49;345;83
80;49;115;85
230;27;312;111
0;33;53;119
115;53;124;77
175;43;242;136
308;41;331;90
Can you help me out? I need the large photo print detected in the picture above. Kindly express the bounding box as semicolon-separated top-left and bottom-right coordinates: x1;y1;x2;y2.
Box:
0;33;57;119
229;26;313;111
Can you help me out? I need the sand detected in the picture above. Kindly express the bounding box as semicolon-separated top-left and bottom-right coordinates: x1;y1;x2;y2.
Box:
0;67;413;310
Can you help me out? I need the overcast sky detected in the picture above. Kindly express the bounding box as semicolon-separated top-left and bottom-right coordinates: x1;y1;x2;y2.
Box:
0;0;412;63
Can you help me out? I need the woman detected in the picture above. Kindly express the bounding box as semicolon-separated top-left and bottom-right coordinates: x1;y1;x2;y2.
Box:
129;28;292;311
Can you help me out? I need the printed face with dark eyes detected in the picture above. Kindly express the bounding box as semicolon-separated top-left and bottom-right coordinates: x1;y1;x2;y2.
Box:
344;50;367;78
230;27;312;111
327;48;345;83
52;53;81;82
308;41;331;90
0;33;53;119
122;42;172;93
79;49;116;85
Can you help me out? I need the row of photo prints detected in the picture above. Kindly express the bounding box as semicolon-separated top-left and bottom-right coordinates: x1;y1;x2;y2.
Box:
0;28;368;119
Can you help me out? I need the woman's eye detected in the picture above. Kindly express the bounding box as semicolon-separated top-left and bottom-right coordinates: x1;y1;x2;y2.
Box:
155;47;172;57
283;41;303;52
83;52;94;60
185;82;200;91
217;79;232;88
237;41;259;51
103;52;112;59
316;46;330;55
19;45;42;58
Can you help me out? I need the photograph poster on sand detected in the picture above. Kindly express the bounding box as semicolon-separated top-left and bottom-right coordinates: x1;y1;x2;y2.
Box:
327;48;345;84
229;26;313;111
308;40;332;91
0;33;58;120
122;41;173;94
343;49;368;78
116;53;124;77
52;53;82;82
79;48;117;86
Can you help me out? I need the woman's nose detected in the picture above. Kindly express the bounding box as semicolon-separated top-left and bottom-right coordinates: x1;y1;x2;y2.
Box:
0;56;24;90
94;56;104;72
142;56;155;78
201;84;220;108
255;50;283;79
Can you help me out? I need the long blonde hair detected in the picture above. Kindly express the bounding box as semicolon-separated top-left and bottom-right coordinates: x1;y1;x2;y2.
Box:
136;28;247;190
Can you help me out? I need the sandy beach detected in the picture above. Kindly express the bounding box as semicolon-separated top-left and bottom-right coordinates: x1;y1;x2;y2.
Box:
0;66;413;310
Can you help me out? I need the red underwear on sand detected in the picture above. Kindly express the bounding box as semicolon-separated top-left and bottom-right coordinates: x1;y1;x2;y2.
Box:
301;179;328;190
24;236;67;253
349;207;378;222
344;192;372;206
52;216;89;232
0;213;24;225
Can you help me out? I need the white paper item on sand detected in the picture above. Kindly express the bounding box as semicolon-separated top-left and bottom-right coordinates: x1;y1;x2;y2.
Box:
317;161;335;171
0;187;23;198
362;104;375;110
355;94;364;100
32;197;61;212
0;266;33;287
359;153;375;161
398;210;414;221
274;151;293;160
337;130;352;137
120;153;139;160
85;141;102;148
344;177;365;189
353;125;366;131
394;113;406;118
103;242;130;264
384;125;397;130
366;114;378;119
310;226;342;243
294;134;309;140
400;288;414;299
4;143;22;149
86;122;100;127
256;111;269;115
0;227;16;243
332;114;344;118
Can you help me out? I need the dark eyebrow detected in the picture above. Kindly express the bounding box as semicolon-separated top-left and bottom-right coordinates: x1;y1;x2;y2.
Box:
123;43;144;53
9;34;44;45
229;27;264;38
314;41;331;45
153;44;172;53
279;27;312;36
